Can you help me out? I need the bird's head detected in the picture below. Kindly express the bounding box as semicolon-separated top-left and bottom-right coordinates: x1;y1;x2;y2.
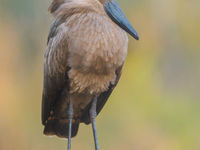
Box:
99;0;139;40
49;0;139;40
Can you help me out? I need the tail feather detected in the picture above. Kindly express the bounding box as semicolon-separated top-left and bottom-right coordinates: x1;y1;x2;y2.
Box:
44;119;79;138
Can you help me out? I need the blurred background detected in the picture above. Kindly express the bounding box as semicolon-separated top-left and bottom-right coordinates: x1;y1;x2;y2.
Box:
0;0;200;150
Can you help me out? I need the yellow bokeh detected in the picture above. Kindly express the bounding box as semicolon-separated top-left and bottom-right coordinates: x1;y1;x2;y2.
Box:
0;0;200;150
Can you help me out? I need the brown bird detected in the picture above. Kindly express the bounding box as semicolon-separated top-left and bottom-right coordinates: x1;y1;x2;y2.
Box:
41;0;139;150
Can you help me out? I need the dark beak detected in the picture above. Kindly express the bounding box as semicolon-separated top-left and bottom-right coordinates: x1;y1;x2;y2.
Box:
104;0;139;40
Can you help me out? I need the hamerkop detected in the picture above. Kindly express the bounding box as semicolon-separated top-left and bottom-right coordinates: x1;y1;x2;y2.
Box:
42;0;139;149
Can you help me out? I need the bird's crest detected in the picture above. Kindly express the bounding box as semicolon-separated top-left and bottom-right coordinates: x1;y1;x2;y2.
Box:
49;0;65;13
48;0;101;18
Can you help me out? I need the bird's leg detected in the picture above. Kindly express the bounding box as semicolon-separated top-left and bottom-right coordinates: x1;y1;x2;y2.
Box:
90;97;99;150
67;96;73;150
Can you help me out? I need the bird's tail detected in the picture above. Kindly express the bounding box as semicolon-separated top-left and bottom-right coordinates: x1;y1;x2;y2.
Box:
43;118;79;138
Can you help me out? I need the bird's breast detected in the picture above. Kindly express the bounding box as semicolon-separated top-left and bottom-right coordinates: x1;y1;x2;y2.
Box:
67;12;128;94
67;13;128;72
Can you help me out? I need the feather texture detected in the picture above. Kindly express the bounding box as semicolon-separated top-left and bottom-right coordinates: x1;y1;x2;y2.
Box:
42;0;128;138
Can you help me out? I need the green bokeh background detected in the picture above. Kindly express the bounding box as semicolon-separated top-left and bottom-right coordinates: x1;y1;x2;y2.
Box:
0;0;200;150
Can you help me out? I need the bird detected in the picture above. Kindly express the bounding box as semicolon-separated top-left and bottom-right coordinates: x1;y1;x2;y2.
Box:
41;0;139;150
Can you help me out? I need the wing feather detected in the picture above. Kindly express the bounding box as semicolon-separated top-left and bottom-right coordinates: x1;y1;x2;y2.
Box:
42;18;69;125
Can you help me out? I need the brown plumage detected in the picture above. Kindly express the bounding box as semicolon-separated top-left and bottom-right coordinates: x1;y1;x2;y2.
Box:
42;0;138;143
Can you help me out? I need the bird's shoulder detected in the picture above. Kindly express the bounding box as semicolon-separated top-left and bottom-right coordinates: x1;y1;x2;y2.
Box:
45;17;71;77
